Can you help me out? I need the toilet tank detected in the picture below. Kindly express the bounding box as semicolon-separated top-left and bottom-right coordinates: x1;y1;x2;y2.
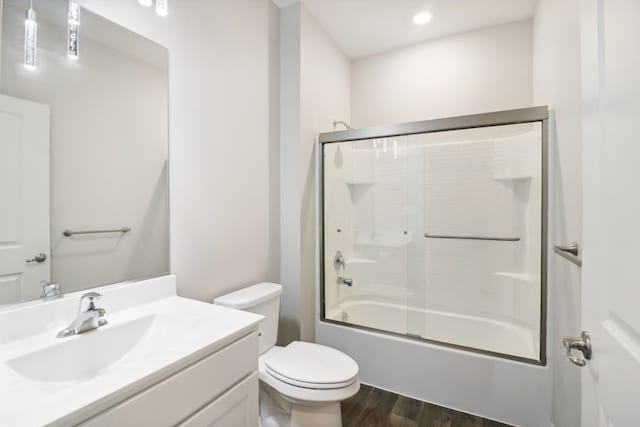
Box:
213;282;282;355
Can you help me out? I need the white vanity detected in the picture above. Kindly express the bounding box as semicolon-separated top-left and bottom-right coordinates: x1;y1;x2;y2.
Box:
0;275;262;426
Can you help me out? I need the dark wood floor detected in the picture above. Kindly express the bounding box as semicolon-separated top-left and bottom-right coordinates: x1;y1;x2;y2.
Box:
341;384;512;427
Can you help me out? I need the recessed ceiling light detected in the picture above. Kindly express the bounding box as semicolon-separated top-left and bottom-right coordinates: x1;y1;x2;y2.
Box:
413;12;433;25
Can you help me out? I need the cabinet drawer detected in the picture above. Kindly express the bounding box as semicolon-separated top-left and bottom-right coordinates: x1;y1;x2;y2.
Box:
81;332;258;427
179;372;258;427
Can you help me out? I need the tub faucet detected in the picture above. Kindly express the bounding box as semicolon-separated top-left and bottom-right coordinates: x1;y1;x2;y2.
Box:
338;276;353;287
57;292;107;338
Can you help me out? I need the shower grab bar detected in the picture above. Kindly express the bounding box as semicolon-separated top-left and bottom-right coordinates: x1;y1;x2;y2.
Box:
63;227;131;237
424;233;520;242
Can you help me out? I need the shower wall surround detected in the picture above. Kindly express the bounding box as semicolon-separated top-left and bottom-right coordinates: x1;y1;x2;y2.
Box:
321;110;546;363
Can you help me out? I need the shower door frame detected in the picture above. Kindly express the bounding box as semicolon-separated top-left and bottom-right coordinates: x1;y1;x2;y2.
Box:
318;106;549;366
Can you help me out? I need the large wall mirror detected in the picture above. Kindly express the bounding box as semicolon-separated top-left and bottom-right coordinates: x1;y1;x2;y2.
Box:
0;0;169;306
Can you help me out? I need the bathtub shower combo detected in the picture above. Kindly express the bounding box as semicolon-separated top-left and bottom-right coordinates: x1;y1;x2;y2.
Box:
319;107;548;367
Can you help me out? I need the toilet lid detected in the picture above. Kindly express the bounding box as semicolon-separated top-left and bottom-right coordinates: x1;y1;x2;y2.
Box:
265;341;358;389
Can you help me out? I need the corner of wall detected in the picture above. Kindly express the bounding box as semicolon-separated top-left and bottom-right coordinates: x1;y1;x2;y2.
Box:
268;0;282;284
278;2;302;345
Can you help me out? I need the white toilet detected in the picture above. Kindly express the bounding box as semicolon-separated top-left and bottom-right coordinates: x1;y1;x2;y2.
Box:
214;282;360;427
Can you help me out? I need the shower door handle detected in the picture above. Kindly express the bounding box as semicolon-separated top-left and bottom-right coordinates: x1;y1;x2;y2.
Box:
562;331;592;367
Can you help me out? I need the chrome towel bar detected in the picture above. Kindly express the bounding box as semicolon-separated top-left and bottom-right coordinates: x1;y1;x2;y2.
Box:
63;227;131;237
424;233;520;242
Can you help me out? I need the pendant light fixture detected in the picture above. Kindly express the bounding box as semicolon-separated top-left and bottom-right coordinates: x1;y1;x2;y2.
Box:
20;0;169;71
155;0;168;17
136;0;168;17
67;1;80;60
24;0;37;69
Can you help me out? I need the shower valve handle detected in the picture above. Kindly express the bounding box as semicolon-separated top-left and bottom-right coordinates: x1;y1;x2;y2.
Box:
334;251;346;271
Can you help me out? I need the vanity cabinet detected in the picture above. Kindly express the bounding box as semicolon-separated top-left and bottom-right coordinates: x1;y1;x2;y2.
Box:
179;372;258;427
80;332;259;427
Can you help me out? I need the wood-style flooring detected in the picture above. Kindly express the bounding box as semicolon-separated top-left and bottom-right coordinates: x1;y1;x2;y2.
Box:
341;384;513;427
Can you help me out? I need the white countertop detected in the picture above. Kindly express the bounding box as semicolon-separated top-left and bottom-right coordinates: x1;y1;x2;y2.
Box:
0;276;262;427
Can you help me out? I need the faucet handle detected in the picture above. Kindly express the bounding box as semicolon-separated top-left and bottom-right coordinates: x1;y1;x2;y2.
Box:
78;292;103;313
334;250;346;271
41;281;61;299
81;292;102;300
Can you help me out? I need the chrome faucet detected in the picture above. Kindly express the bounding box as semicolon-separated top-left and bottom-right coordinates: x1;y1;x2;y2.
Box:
57;292;107;338
337;276;353;287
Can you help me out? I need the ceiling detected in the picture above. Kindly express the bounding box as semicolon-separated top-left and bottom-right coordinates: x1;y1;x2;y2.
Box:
277;0;538;59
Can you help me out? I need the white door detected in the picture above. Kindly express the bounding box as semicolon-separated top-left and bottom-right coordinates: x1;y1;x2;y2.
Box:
576;0;640;425
0;94;50;304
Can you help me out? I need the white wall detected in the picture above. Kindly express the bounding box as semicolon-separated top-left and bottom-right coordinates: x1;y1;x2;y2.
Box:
279;2;350;343
75;0;281;302
533;0;583;426
1;2;169;294
168;0;280;303
351;20;534;128
300;5;350;341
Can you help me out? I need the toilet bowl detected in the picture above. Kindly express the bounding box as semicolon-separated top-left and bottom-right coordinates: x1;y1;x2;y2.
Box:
214;283;360;427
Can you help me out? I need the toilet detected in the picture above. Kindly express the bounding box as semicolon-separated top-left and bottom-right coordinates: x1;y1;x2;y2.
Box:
214;282;360;427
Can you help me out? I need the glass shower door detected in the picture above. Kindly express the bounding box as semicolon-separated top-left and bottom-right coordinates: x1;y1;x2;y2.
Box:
321;108;546;364
322;137;410;334
406;122;543;360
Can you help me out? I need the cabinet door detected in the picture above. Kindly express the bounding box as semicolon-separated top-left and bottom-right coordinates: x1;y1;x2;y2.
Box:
80;333;257;427
179;372;258;427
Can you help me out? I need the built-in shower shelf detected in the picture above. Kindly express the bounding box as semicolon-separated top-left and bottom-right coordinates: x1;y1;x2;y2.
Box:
345;258;375;265
494;272;536;285
346;182;375;203
345;181;375;186
492;175;532;182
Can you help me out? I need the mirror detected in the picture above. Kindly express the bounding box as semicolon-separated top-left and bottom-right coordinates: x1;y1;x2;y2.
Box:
0;1;169;305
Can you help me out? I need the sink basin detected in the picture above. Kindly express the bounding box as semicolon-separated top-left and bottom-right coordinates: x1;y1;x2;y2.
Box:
7;315;153;384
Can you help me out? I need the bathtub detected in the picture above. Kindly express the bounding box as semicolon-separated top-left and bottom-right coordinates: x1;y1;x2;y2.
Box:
316;297;551;427
326;298;539;360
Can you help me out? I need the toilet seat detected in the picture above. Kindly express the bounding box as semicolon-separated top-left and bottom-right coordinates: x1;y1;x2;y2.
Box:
265;341;359;390
259;344;360;404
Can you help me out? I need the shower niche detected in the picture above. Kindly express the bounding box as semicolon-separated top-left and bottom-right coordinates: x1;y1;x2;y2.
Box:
320;107;547;364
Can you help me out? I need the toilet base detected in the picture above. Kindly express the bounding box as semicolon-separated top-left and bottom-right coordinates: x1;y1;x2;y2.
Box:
290;402;342;427
259;382;344;427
